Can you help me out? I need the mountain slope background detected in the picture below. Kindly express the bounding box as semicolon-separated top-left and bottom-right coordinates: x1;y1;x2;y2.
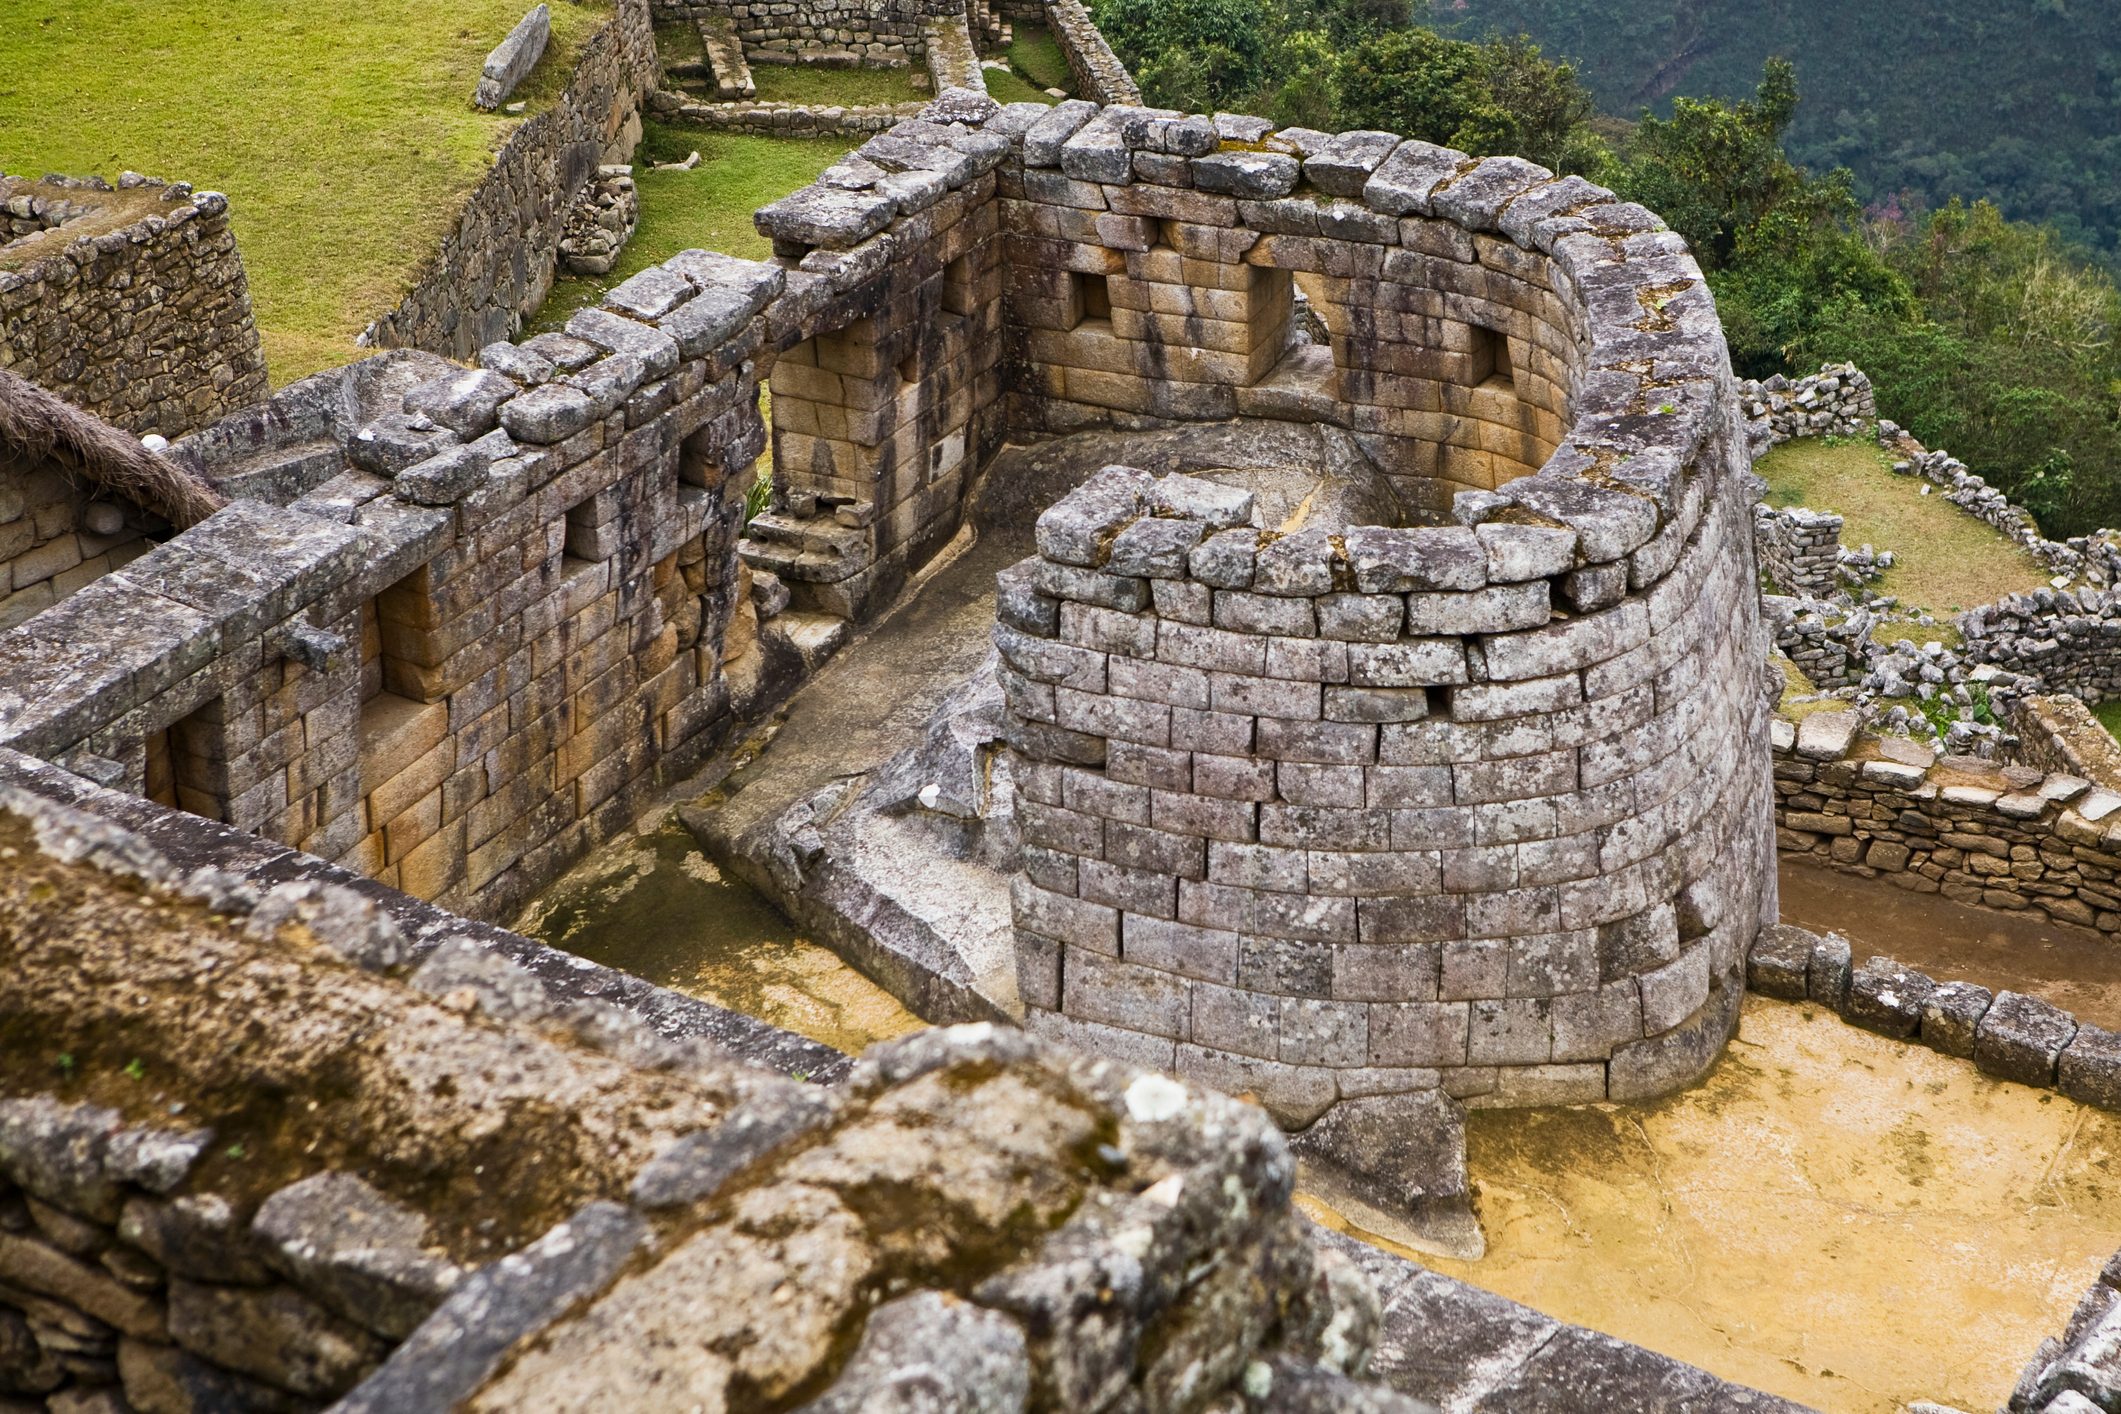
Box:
1436;0;2121;262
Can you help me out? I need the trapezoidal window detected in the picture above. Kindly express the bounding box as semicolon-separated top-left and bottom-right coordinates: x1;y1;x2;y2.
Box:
358;571;449;878
143;697;229;822
1069;271;1112;329
1469;322;1514;389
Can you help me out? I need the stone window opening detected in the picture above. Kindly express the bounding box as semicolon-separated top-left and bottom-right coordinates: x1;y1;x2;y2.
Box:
1069;271;1112;330
142;697;228;823
1425;685;1453;720
1469;321;1514;390
357;570;449;888
561;490;618;582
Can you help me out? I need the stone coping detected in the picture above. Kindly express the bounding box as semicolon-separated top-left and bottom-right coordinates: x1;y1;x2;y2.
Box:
0;172;218;276
754;91;1732;597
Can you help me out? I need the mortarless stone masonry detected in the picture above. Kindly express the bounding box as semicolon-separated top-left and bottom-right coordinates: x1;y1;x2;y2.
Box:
0;173;268;441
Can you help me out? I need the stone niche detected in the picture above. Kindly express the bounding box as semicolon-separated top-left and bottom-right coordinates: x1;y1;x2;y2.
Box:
972;109;1777;1122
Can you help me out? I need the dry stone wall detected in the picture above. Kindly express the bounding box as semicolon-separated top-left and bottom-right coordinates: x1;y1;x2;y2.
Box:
1754;503;1843;597
648;87;921;136
653;0;964;66
0;174;267;440
0;453;166;634
1771;708;2121;932
359;0;661;360
1042;0;1141;103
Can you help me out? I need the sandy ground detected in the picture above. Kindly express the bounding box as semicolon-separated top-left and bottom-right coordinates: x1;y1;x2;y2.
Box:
1305;996;2121;1414
514;816;922;1056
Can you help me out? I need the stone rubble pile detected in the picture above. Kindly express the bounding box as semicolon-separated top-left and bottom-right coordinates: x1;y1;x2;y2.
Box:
2009;1249;2121;1414
556;164;640;276
1739;362;1876;448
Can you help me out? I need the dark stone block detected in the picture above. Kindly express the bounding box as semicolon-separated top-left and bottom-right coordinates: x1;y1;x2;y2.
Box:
1974;990;2078;1088
1805;931;1851;1008
1841;956;1935;1039
1290;1091;1480;1260
2059;1024;2121;1112
1745;923;1811;1001
1919;980;1993;1059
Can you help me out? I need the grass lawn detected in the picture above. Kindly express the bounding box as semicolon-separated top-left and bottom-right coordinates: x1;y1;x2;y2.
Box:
532;122;853;331
0;0;611;385
655;19;705;66
1006;24;1075;93
1757;438;2053;620
747;65;926;107
2094;701;2121;743
982;67;1057;106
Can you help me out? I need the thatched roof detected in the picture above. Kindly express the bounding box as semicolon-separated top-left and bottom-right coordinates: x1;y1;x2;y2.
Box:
0;367;227;529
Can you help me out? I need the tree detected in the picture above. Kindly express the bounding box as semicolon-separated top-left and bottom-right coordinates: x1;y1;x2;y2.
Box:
1091;0;1272;111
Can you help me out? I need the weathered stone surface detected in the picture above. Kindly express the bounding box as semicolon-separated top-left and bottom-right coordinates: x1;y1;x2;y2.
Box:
1975;990;2079;1087
1289;1091;1481;1259
1841;955;1935;1039
631;1088;836;1209
402;369;517;439
333;1202;648;1414
2059;1025;2121;1112
253;1172;464;1340
472;4;551;110
167;1279;388;1399
1919;980;1994;1059
795;1290;1030;1413
393;442;492;506
497;383;598;444
1746;924;1812;1001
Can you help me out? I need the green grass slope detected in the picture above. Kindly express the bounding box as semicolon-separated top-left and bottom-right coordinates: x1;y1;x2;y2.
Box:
1437;0;2121;262
0;0;610;383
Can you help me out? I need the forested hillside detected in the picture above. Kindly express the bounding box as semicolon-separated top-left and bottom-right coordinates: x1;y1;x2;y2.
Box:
1435;0;2121;263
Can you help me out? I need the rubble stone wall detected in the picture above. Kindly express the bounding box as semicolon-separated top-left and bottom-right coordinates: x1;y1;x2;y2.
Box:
1042;0;1141;103
1739;361;1876;447
1753;503;1842;597
359;0;661;360
649;89;922;136
935;105;1779;1118
0;451;167;634
653;0;957;65
0;175;268;439
1772;709;2121;933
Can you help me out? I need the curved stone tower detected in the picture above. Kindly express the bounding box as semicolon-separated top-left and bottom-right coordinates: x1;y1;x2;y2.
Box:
993;115;1774;1123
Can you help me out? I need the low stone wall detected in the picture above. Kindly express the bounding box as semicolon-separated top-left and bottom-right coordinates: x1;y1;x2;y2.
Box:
2014;693;2121;784
649;87;921;135
1960;587;2121;701
1748;922;2121;1110
0;174;267;438
1042;0;1140;102
0;452;166;635
655;0;957;66
1771;708;2121;931
1740;361;1875;446
359;0;661;360
1763;595;1869;690
1754;503;1842;597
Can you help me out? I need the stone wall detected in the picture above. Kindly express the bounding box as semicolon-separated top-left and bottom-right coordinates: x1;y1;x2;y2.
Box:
1771;708;2121;932
1740;361;1876;447
0;453;166;634
2014;692;2121;785
1747;921;2121;1111
358;0;661;360
0;174;267;439
0;96;1007;925
1754;503;1842;597
648;87;922;135
745;94;1010;618
1960;588;2121;701
1042;0;1141;103
0;767;1406;1413
761;103;1788;1119
653;0;958;66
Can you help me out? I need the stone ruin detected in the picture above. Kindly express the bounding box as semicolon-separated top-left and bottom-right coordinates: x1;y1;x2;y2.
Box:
14;67;2115;1412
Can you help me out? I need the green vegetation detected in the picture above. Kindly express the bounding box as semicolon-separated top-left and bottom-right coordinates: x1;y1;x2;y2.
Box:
747;63;925;107
1756;439;2051;620
2093;700;2121;744
655;19;705;66
533;122;852;331
982;66;1058;107
0;0;612;384
1006;25;1075;93
1434;0;2121;266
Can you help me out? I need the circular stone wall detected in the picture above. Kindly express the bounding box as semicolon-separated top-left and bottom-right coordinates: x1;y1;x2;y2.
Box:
992;121;1773;1124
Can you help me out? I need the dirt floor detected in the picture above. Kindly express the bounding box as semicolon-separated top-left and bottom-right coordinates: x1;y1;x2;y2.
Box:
1304;996;2121;1414
513;816;921;1056
1780;859;2121;1028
